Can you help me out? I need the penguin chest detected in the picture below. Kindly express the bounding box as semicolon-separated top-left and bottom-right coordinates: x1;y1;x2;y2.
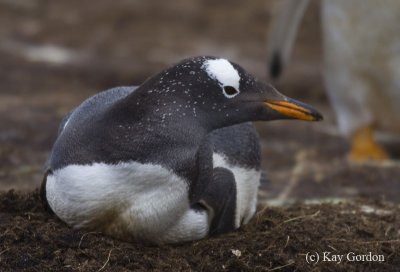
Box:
212;153;260;228
45;161;192;241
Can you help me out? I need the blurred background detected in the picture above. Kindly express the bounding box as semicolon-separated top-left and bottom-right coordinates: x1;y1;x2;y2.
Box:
0;0;398;205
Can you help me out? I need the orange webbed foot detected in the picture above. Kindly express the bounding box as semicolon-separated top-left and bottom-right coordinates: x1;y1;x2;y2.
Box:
348;126;389;162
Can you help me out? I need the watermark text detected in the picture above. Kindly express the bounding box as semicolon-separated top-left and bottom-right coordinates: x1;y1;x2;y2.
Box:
305;251;385;264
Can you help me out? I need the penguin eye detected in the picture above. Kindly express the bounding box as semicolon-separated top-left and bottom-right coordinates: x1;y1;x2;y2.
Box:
223;86;239;98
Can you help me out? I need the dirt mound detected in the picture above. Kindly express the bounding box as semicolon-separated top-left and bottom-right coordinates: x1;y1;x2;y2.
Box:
1;190;399;271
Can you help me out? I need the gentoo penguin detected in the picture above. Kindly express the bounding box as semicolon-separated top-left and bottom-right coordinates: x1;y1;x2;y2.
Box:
42;56;322;244
267;0;400;162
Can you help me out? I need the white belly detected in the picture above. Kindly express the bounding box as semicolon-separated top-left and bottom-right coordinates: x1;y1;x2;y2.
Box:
46;161;208;243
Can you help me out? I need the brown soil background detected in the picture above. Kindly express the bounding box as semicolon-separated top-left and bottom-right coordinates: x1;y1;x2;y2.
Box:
1;0;400;271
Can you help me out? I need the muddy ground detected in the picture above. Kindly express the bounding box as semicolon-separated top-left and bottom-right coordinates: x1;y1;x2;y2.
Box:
1;0;400;271
1;190;400;271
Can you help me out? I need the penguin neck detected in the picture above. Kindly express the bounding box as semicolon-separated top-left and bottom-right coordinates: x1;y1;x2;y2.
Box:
114;91;211;146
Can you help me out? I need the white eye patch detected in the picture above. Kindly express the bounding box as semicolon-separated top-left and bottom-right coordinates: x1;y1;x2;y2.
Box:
202;58;240;98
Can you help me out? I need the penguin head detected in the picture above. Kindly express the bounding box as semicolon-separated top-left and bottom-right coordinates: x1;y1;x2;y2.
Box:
138;56;322;129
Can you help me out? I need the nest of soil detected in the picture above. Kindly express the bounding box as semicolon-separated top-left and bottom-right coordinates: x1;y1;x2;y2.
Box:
1;190;399;271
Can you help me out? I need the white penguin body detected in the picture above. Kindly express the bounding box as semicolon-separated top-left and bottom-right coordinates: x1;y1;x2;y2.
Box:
322;0;400;136
46;161;208;243
46;154;260;244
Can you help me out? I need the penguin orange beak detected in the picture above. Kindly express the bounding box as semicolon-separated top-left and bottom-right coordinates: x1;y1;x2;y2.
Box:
264;98;323;121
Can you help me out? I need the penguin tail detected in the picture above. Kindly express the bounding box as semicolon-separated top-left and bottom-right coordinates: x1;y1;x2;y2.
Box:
40;169;54;214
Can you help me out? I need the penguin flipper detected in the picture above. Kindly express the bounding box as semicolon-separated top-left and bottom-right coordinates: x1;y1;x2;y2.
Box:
40;170;54;214
198;167;237;235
